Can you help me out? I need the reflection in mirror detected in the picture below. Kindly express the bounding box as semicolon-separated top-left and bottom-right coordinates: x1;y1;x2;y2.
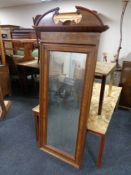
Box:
47;51;87;156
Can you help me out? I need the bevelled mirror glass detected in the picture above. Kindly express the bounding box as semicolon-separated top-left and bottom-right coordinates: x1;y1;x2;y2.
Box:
47;51;87;156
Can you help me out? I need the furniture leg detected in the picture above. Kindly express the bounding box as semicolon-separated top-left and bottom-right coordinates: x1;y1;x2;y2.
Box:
97;134;105;168
33;111;40;146
98;76;106;115
108;69;114;97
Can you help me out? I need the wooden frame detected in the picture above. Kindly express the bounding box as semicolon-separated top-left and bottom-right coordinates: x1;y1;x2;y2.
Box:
39;43;97;168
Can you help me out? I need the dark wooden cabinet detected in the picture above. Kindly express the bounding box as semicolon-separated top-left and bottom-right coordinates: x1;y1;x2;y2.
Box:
119;61;131;109
34;6;108;168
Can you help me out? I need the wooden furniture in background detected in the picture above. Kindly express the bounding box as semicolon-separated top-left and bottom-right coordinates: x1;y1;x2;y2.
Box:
95;62;116;115
119;61;131;109
34;6;108;168
2;27;36;56
0;65;11;97
3;39;36;63
0;25;20;57
32;83;122;168
11;28;36;39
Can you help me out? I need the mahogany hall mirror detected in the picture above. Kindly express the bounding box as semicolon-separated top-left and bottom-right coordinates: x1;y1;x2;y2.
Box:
34;6;108;168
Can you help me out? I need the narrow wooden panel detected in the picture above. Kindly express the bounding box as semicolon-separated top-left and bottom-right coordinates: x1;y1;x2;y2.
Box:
41;32;100;45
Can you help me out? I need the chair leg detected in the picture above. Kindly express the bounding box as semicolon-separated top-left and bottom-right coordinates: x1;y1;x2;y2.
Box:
97;134;105;168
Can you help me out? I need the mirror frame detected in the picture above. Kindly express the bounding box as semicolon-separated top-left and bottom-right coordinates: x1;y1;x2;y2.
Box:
39;43;97;168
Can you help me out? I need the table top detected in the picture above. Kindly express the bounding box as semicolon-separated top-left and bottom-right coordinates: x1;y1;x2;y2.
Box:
16;60;116;77
87;83;122;134
95;61;116;76
16;59;39;69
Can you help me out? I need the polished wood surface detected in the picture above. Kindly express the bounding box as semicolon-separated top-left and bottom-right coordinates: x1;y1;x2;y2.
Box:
34;6;108;33
41;32;100;45
119;61;131;109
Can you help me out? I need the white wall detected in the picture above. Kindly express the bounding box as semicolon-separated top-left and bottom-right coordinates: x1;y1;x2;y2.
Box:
0;0;131;63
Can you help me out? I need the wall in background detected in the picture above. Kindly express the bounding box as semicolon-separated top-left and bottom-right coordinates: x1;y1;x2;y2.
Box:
0;0;131;63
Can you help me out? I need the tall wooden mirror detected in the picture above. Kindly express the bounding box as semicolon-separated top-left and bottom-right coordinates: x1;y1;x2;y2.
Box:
34;6;108;168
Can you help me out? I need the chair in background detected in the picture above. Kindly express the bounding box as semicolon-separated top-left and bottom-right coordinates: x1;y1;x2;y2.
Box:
119;61;131;109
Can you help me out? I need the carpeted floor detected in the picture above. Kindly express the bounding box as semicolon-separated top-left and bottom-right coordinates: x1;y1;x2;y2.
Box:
0;93;131;175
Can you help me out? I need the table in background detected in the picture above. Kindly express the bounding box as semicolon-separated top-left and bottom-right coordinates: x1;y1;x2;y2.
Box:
95;62;116;115
16;60;116;105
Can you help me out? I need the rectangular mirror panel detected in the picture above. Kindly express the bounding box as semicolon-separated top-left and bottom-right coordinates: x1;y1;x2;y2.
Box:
47;51;87;156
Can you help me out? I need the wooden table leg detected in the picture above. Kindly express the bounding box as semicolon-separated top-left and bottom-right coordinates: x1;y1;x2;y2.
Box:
87;130;106;168
108;69;114;97
33;111;40;147
98;76;106;115
97;134;105;168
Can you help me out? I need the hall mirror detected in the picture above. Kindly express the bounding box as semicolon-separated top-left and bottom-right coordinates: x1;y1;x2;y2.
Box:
34;6;108;168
